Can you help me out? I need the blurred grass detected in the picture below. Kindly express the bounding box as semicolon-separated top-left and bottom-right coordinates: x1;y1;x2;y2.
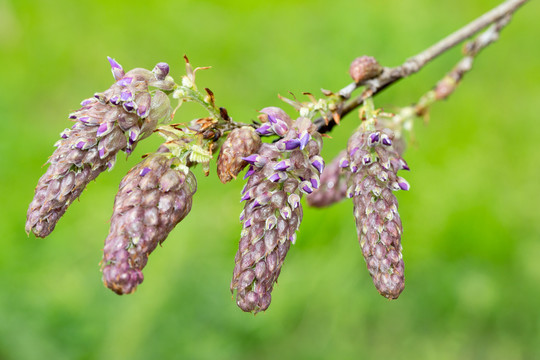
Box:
1;0;539;359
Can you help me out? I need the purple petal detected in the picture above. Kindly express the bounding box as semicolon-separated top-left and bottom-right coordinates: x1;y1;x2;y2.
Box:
76;141;85;149
284;139;301;150
280;206;292;219
79;116;90;124
339;157;350;168
153;62;170;80
369;132;380;144
346;185;354;198
139;167;151;176
120;89;133;102
400;159;410;171
116;77;133;87
397;177;410;191
129;129;139;143
98;146;106;158
381;134;392;146
268;172;287;183
289;233;297;245
256;123;273;136
243;218;252;228
109;95;120;105
349;147;359;157
298;131;310;149
80;98;95;106
107;56;125;80
300;181;314;194
107;56;123;70
273;160;291;171
96;122;109;137
242;154;266;167
243;166;255;179
68;113;77;119
311;158;324;173
272;120;289;137
137;105;149;118
288;194;300;209
310;176;320;189
362;154;371;165
123;101;136;112
240;192;251;201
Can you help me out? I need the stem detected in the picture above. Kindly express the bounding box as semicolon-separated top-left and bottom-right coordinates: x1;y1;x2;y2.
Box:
315;0;528;133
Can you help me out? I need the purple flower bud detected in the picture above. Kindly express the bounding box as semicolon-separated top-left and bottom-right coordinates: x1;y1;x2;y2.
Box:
271;120;289;137
265;215;277;230
349;146;359;157
68;113;77;119
94;92;107;103
310;176;320;189
60;129;70;139
339;157;350;168
242;155;267;167
283;138;301;150
120;88;133;102
260;107;292;126
243;218;252;228
123;101;136;112
397;177;410;191
76;141;85;149
280;206;292;220
290;233;297;245
350;164;358;173
240;192;252;201
299;181;314;194
139;167;151;176
298;131;310;150
310;156;325;173
80;98;95;106
243;166;256;179
96;122;110;137
116;77;133;87
153;62;170;80
369;132;380;144
256;123;273;136
362;154;372;165
377;171;388;182
137;105;149;118
268;172;288;183
107;56;125;80
273;159;291;171
128;128;140;144
109;95;120;105
252;192;272;208
346;185;354;198
78;116;90;124
381;134;392;146
400;159;410;171
288;194;300;209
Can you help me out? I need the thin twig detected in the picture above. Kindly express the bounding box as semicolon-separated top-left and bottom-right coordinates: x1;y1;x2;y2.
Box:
315;0;528;133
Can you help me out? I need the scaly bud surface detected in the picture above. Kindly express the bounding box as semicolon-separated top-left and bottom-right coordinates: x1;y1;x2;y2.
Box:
345;128;409;299
217;127;262;183
102;148;197;294
26;58;173;238
231;113;323;313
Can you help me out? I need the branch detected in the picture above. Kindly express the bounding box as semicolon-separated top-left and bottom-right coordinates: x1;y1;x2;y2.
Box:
315;0;528;133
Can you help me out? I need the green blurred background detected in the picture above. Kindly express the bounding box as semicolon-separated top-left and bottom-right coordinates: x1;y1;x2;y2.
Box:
1;0;539;359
